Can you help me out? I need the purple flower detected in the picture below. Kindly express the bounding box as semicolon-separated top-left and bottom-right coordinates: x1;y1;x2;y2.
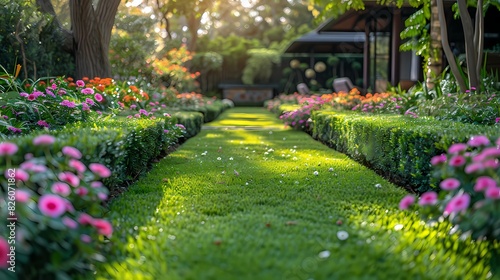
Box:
7;126;21;133
85;98;95;106
45;89;56;98
60;100;76;108
76;80;85;87
139;109;148;115
58;89;66;95
37;120;50;128
81;88;94;95
19;92;29;98
130;104;137;109
175;124;186;130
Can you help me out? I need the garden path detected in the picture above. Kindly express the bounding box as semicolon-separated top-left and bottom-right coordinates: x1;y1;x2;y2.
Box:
95;107;493;280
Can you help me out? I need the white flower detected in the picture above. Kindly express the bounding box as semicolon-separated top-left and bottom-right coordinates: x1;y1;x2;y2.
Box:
313;171;319;176
337;231;349;240
375;183;382;188
328;167;334;172
318;250;331;259
217;157;222;161
229;157;234;161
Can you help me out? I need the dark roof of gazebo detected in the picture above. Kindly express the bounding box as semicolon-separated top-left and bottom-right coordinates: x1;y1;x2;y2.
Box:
284;31;366;54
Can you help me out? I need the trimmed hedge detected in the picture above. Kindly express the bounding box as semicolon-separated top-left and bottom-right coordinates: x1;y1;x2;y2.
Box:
311;110;500;192
172;111;204;138
0;117;181;191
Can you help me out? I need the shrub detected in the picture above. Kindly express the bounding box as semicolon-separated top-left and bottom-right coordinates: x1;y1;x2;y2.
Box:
399;135;500;275
0;137;112;279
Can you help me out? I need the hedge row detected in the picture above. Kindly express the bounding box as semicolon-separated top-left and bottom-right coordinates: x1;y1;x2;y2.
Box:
1;111;206;191
310;110;500;192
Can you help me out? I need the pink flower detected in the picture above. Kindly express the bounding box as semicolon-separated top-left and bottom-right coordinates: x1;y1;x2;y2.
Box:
485;187;500;199
483;159;500;169
464;162;484;174
58;171;80;187
33;134;55;146
62;146;82;159
478;147;500;159
448;143;468;154
449;155;466;166
399;194;415;210
496;137;500;147
85;98;95;106
4;169;29;181
65;200;75;213
98;193;108;201
94;93;103;102
15;189;31;203
430;154;447;165
80;234;92;243
89;163;111;178
0;237;9;268
38;194;67;218
62;217;78;229
69;159;86;173
76;187;88;196
467;135;490;147
81;88;94;95
474;176;498;192
444;193;471;216
78;213;94;225
60;100;76;108
92;219;113;237
76;80;85;87
90;181;104;188
0;142;18;156
37;120;50;128
51;182;71;197
419;191;438;206
440;178;461;190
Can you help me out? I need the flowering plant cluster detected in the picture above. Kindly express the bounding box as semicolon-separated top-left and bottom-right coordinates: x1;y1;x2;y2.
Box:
0;135;113;278
279;96;326;131
150;46;201;93
399;135;500;241
125;103;186;145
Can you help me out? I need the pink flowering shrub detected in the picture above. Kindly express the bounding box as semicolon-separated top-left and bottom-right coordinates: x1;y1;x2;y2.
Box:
0;136;113;279
279;96;326;131
399;135;500;242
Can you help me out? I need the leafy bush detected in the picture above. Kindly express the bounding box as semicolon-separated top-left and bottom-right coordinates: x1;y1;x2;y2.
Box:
311;110;500;193
0;136;112;279
399;135;500;273
241;49;280;85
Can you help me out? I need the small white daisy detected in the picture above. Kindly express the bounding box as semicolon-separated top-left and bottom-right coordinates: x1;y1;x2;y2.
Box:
318;250;331;259
313;171;319;176
375;183;382;188
337;231;349;240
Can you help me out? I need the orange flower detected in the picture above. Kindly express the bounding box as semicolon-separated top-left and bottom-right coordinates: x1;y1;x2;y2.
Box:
14;64;21;79
96;85;105;92
82;77;89;82
141;92;149;100
67;77;74;82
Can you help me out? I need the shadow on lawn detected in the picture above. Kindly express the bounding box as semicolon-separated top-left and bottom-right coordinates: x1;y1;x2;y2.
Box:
95;120;494;279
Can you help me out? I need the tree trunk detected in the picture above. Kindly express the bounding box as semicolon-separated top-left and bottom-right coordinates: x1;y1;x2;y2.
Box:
457;0;479;90
437;0;467;93
426;0;443;89
474;0;484;83
69;0;120;79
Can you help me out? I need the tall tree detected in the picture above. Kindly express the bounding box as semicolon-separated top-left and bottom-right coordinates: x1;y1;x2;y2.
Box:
36;0;120;78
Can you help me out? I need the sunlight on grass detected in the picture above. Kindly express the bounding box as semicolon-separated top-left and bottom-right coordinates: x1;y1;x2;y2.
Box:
95;108;496;280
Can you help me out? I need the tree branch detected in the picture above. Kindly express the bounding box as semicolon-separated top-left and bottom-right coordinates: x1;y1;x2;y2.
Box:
437;0;467;92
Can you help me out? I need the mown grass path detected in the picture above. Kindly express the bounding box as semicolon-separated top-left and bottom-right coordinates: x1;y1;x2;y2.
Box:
95;107;494;280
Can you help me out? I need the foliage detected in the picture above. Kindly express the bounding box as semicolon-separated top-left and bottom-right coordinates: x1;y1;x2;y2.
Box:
93;107;495;279
0;137;112;279
110;10;158;79
242;49;281;85
310;110;500;193
400;135;500;273
0;0;75;80
150;46;200;93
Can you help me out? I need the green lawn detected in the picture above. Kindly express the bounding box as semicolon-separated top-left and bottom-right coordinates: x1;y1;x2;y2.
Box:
94;107;495;280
